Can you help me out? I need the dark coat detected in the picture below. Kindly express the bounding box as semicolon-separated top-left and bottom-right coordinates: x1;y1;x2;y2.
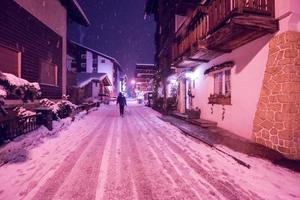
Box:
117;95;127;107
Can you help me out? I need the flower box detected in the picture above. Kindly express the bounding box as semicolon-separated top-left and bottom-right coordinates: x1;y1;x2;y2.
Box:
208;94;231;105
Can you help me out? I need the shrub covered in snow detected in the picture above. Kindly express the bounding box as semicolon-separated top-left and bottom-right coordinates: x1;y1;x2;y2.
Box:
0;71;41;102
13;107;36;117
39;98;77;119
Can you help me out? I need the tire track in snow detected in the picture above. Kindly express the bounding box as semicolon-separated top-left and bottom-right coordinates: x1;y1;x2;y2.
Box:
122;112;156;200
17;110;108;200
125;111;190;200
27;111;112;200
97;113;138;200
135;107;255;200
133;108;223;200
52;117;114;200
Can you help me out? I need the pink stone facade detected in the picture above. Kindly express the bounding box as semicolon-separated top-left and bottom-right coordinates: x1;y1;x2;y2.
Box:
253;31;300;159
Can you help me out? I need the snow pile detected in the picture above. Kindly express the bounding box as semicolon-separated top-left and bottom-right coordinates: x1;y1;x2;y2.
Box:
0;85;7;97
0;71;41;102
13;107;35;117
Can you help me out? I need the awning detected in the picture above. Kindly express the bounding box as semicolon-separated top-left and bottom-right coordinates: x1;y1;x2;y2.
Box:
204;61;234;75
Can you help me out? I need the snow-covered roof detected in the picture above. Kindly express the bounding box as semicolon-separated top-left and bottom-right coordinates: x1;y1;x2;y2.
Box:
69;41;122;71
136;63;156;66
76;73;112;88
60;0;90;26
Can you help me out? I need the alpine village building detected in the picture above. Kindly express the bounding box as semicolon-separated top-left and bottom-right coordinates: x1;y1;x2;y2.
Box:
134;63;158;94
145;0;300;159
67;41;122;104
0;0;90;101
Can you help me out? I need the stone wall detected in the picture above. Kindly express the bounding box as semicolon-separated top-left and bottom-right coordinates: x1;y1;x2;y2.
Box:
253;31;300;160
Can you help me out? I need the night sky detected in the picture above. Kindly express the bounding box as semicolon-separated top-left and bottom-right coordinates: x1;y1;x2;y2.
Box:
68;0;156;79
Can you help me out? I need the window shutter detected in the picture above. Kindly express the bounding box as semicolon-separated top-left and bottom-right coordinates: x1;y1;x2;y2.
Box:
0;45;21;77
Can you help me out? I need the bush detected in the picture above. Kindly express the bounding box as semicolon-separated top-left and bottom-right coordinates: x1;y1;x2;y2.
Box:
40;99;77;120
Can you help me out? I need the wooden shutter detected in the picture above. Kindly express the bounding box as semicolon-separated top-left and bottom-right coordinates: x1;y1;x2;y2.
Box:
0;45;21;77
40;62;57;85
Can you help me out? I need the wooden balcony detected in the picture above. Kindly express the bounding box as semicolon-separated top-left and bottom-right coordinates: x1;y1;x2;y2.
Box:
176;0;210;15
172;0;279;68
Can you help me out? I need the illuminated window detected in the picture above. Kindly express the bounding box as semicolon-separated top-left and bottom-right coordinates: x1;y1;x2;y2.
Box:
40;62;58;86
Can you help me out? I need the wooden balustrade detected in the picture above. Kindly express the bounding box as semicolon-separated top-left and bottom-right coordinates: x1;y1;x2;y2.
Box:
172;0;275;62
0;114;40;142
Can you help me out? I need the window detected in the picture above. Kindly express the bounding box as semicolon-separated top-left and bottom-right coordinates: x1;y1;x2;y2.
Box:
210;70;231;105
0;45;21;77
101;59;105;63
81;54;86;59
225;70;231;96
81;63;86;69
93;66;98;72
40;62;58;86
214;72;223;95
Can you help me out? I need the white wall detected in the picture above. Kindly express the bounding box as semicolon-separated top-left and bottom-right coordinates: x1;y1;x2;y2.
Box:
188;0;300;139
192;34;271;139
92;82;99;98
86;51;93;73
15;0;68;95
97;56;114;92
276;0;300;33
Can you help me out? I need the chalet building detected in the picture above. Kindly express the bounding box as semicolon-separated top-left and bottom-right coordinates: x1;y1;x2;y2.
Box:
67;72;111;104
134;63;158;93
145;0;300;159
67;41;122;97
0;0;89;101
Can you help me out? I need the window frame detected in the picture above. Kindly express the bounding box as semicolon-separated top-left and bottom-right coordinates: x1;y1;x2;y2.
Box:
209;69;232;105
40;61;58;87
0;44;22;77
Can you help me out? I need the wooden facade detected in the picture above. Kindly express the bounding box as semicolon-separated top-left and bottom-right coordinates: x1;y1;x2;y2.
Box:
172;0;278;68
0;0;63;99
146;0;278;69
134;64;158;93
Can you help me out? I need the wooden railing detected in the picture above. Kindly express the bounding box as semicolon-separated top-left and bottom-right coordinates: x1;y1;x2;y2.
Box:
172;0;275;61
0;114;40;142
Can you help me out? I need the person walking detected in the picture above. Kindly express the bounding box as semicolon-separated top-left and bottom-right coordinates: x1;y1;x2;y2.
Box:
116;92;127;117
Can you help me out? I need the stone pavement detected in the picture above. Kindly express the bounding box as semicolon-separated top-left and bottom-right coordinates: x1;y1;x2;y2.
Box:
160;115;300;172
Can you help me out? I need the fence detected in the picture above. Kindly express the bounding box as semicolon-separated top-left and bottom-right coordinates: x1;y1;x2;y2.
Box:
0;114;40;142
0;102;100;143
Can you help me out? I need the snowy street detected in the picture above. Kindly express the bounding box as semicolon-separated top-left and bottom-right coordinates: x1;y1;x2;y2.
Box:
0;104;300;200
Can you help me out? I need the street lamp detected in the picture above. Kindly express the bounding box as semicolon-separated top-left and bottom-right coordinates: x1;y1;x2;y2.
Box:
131;80;136;85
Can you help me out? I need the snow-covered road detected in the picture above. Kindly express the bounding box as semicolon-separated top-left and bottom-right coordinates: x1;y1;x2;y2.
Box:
0;105;299;200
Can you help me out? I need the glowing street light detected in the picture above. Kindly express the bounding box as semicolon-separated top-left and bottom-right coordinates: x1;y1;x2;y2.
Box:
131;80;136;85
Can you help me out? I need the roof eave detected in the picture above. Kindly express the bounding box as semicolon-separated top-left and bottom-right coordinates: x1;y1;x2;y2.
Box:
60;0;90;26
